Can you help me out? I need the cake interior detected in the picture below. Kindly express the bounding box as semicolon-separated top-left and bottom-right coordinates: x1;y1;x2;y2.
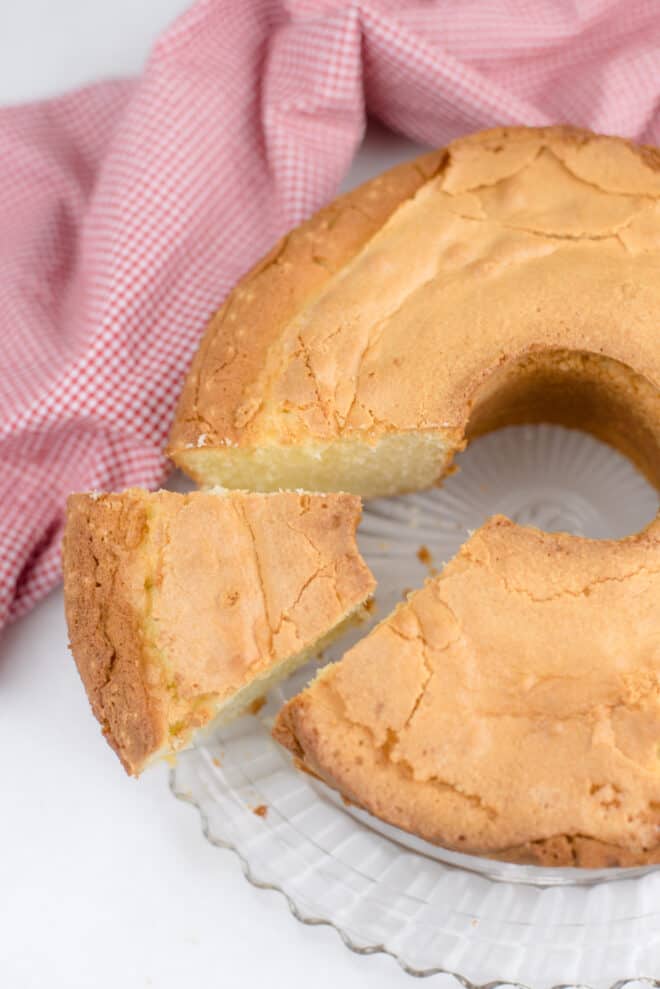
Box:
176;430;455;499
175;348;660;498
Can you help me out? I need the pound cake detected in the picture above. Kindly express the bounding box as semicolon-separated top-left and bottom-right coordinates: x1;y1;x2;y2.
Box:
63;488;375;775
168;126;660;497
274;515;660;867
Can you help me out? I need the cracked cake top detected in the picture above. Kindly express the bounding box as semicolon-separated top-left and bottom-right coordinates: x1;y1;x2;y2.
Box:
169;126;660;464
63;488;374;774
274;514;660;867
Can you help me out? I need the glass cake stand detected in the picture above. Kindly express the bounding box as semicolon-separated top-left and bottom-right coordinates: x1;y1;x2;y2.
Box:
171;424;660;987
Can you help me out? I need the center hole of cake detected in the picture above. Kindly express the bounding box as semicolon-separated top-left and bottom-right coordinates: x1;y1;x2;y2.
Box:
447;424;659;540
455;348;660;539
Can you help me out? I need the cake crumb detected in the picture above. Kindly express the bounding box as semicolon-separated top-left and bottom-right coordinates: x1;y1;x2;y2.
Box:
212;756;222;767
248;696;266;716
417;545;433;566
252;804;268;818
294;758;322;781
363;598;376;614
341;794;355;809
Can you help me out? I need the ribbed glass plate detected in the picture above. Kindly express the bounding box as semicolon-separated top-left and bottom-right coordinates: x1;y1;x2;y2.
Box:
171;425;660;987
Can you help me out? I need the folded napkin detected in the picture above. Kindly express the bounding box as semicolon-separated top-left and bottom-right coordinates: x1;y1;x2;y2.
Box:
1;0;658;630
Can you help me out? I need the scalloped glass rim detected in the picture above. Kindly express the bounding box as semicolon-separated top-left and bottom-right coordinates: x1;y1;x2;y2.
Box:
170;425;660;986
170;777;660;989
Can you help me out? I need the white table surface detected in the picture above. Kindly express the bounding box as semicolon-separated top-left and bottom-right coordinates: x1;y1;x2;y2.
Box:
0;5;430;987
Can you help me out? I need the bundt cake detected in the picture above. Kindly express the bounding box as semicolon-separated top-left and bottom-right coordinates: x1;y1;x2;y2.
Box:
64;125;660;870
168;126;660;497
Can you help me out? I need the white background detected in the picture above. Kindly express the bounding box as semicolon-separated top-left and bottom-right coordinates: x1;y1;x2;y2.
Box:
0;3;428;987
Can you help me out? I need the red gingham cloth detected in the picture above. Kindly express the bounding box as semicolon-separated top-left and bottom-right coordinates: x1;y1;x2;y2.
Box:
1;0;659;631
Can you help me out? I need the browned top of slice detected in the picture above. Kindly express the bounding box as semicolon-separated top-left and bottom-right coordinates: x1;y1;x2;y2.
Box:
63;488;374;774
274;515;660;867
168;126;660;465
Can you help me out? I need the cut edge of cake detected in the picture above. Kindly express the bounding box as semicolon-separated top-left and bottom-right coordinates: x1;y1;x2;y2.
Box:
63;487;375;775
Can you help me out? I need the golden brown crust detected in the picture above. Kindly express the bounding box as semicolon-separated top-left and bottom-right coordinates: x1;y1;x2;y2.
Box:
168;125;660;497
492;834;660;868
63;494;163;775
441;124;660;195
63;489;375;775
167;148;446;452
273;515;660;868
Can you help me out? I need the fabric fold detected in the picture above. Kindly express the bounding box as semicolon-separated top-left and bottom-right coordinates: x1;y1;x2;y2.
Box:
0;0;658;628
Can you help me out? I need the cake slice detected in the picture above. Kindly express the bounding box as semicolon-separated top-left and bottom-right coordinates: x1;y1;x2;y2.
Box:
63;488;375;775
274;515;660;867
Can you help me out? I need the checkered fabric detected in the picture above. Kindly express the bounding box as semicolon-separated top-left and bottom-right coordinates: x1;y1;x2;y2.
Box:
1;0;659;629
